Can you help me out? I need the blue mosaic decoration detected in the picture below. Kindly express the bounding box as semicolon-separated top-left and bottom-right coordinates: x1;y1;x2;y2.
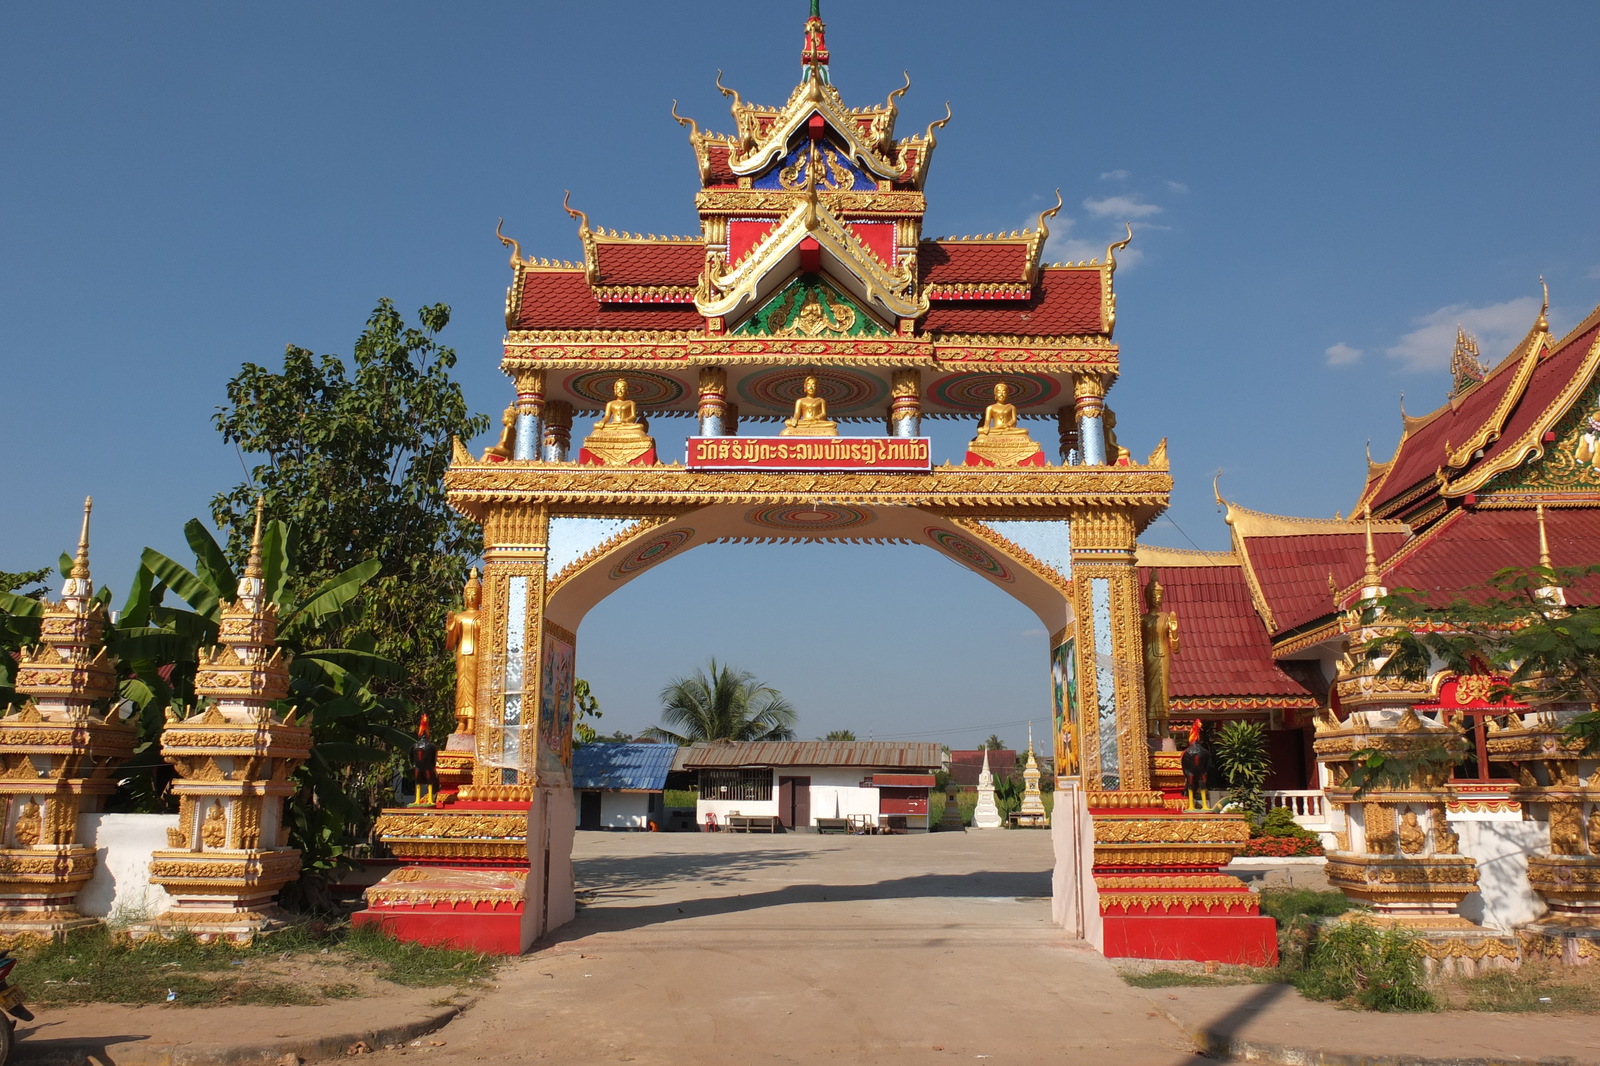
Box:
751;138;872;191
1090;578;1120;790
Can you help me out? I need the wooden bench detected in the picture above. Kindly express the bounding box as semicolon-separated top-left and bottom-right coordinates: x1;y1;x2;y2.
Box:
724;815;780;833
814;817;849;834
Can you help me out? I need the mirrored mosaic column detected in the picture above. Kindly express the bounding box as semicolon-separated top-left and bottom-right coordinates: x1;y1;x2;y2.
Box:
698;367;728;436
889;369;921;438
474;503;549;790
1074;376;1107;466
1067;508;1150;792
512;369;545;461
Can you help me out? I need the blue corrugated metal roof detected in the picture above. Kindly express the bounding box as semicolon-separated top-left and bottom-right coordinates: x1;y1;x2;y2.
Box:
571;743;677;791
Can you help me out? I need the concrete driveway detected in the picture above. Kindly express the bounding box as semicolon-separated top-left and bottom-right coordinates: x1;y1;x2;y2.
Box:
369;829;1211;1065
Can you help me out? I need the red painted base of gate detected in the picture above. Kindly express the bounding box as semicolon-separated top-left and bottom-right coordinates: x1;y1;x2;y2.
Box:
353;900;527;956
1101;913;1279;965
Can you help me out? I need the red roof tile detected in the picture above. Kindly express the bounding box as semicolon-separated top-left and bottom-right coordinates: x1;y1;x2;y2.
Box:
705;144;736;185
1473;322;1600;471
922;269;1104;336
918;241;1030;285
1242;531;1409;634
1384;507;1600;603
515;271;704;332
593;242;704;287
1375;343;1536;512
1138;565;1314;698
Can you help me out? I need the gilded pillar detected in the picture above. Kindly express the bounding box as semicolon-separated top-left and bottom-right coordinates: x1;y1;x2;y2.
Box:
471;502;549;794
889;369;921;438
1067;507;1150;792
1056;405;1079;465
698;367;728;437
1074;376;1107;466
0;500;134;944
542;401;573;463
512;369;545;462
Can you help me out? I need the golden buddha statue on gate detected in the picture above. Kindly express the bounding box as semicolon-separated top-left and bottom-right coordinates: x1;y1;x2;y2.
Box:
780;375;838;436
481;403;517;461
579;377;657;465
445;569;481;735
965;382;1044;466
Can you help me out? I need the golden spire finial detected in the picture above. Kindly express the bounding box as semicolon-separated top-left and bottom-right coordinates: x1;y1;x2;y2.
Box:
245;497;265;581
1537;276;1550;332
1537;503;1553;572
1106;222;1134;271
71;496;93;581
1360;505;1383;591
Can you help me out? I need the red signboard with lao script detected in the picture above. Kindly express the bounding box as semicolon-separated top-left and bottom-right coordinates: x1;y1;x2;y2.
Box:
687;436;931;471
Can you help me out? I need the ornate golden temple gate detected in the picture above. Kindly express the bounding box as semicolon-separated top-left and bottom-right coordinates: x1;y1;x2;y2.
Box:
432;458;1169;941
359;5;1276;961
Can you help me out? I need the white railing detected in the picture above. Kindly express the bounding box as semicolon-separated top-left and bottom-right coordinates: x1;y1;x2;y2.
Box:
1265;790;1326;823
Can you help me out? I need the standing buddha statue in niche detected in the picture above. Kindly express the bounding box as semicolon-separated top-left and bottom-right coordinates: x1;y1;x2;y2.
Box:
1141;575;1179;743
780;375;838;436
445;569;481;735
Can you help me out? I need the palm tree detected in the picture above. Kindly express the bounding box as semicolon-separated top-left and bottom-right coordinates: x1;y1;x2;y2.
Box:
980;734;1007;750
648;659;797;743
822;729;856;741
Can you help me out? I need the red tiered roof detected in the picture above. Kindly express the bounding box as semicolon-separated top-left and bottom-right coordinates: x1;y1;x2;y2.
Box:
918;241;1030;286
1383;507;1600;603
514;271;704;332
1137;564;1315;700
593;243;704;288
1470;321;1600;474
1241;531;1409;635
1376;364;1526;512
921;269;1103;336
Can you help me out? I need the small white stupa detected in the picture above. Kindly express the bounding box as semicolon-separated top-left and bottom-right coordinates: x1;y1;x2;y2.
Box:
973;749;1003;829
1016;722;1049;828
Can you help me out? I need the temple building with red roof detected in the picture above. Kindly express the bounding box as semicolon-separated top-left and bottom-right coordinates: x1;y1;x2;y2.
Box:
1138;290;1600;794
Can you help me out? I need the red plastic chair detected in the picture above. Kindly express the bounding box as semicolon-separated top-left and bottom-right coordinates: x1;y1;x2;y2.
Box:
703;812;719;833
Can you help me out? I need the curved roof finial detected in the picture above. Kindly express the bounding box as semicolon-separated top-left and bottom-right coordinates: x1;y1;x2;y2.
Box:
1212;469;1225;508
495;218;523;268
886;71;911;112
714;70;744;113
1106;222;1134;271
923;102;952;149
669;100;700;140
561;190;591;238
1537;275;1550;332
1035;188;1064;243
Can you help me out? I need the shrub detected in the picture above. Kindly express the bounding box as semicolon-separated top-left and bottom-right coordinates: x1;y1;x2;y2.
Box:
1213;721;1271;819
1294;921;1434;1012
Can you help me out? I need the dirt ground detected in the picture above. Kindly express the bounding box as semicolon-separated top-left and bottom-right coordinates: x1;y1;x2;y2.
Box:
355;830;1212;1066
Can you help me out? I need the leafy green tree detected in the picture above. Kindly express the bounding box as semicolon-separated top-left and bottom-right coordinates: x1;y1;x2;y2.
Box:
0;569;49;599
572;679;603;746
647;659;797;743
1362;563;1600;755
822;729;856;741
210;299;489;730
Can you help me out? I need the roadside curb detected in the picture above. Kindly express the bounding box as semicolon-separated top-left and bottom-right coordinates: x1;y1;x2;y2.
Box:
14;1001;465;1066
1154;1003;1600;1066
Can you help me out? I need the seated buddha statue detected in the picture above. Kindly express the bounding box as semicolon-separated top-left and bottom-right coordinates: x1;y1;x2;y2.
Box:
579;377;656;465
975;382;1027;441
780;375;838;436
481;403;517;461
589;378;649;440
966;382;1043;466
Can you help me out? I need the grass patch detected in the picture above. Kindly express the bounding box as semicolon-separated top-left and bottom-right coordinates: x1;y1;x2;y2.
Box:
663;789;697;809
1442;963;1600;1013
1257;888;1357;926
1123;970;1238;988
341;923;496;987
16;921;497;1007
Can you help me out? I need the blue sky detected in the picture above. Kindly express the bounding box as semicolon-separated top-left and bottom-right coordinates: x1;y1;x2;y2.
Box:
4;2;1598;746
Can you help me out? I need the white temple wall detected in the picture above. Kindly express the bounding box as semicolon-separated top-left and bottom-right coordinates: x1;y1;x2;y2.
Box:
77;812;178;922
1453;816;1549;930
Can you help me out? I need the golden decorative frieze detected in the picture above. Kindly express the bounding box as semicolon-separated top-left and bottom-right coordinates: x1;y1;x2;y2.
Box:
1093;815;1250;845
373;810;529;840
695;189;926;214
0;849;96;882
454;784;534;803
